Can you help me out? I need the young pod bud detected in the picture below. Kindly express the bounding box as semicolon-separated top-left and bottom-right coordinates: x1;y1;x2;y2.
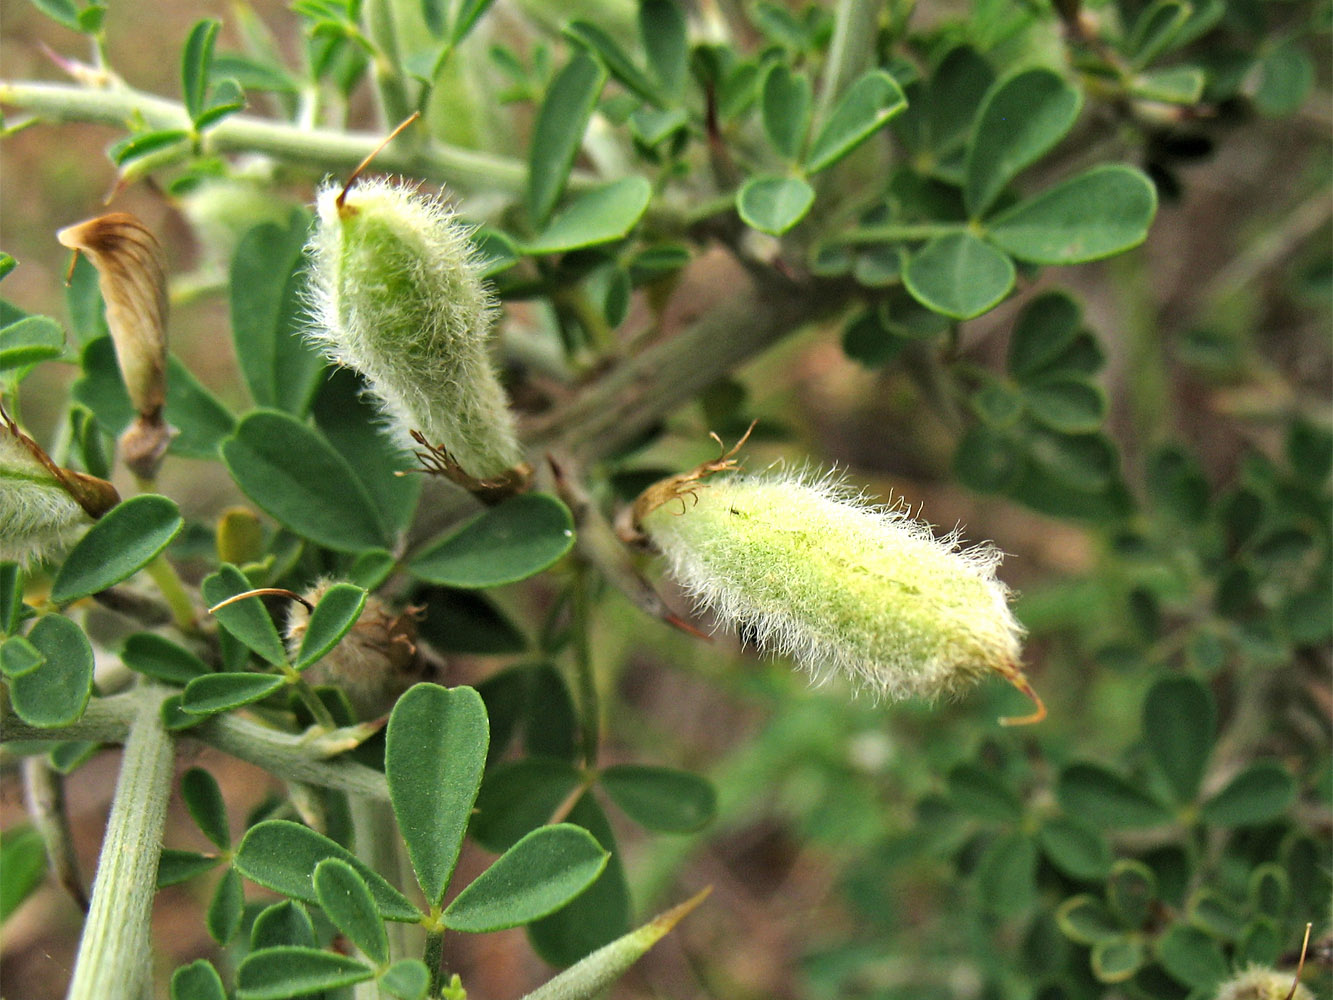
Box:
285;580;427;719
1214;966;1312;1000
632;442;1041;723
1;416;119;565
57;213;173;479
305;177;523;481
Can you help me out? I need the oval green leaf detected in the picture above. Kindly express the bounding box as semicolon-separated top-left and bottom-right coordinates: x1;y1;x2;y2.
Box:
1107;859;1158;928
985;165;1158;265
181;767;230;850
1142;675;1215;804
524;177;653;255
234;820;420;922
0;636;44;679
1056;895;1122;945
251;900;317;950
443;824;608;932
157;849;221;889
235;946;375;1000
0;316;64;372
805;70;907;174
471;757;584;853
1155;923;1228;992
1057;762;1172;828
965;68;1081;217
380;960;430;1000
640;0;687;93
527;53;606;227
761;63;812;161
976;831;1038;917
206;867;244;945
1023;378;1107;433
222;409;388;553
385;683;489;907
8;615;94;727
182;18;220;121
1007;290;1083;380
1090;934;1145;983
903;232;1015;319
599;765;717;833
1200;761;1296;827
314;858;389;967
170;959;227;1000
122;633;210;685
409;494;574;589
201;564;288;667
51;494;182;604
1038;816;1113;881
181;673;286;716
295;583;367;670
736;175;815;236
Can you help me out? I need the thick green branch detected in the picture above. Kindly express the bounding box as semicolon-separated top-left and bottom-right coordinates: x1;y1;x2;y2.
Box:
0;80;532;195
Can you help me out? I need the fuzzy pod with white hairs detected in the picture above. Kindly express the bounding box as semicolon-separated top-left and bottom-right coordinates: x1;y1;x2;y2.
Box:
1214;966;1312;1000
304;177;523;481
0;419;118;565
632;445;1042;723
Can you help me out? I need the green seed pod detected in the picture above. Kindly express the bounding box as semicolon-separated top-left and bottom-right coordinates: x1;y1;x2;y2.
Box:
633;444;1041;722
305;177;523;480
0;420;118;565
1214;966;1312;1000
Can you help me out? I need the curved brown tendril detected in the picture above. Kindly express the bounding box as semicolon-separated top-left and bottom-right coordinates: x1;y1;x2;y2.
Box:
208;588;314;615
337;112;421;210
995;661;1047;727
1285;923;1312;1000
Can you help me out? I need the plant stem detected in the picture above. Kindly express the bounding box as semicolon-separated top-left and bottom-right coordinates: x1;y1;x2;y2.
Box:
363;0;417;136
571;566;600;768
66;686;175;1000
142;554;198;633
424;927;447;997
815;0;884;124
21;755;88;913
0;80;538;195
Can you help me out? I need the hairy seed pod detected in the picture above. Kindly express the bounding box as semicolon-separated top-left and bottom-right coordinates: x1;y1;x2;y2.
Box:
634;456;1040;722
305;177;523;480
0;420;118;565
1214;966;1312;1000
285;580;427;719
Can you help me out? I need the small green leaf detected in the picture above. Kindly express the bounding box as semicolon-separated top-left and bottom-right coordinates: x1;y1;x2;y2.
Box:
1090;935;1145;983
170;959;227;1000
965;68;1081;217
181;767;230;850
1107;860;1157;928
0;827;46;923
444;824;608;932
1006;291;1084;380
0;636;44;679
0;316;64;371
525;178;654;254
1156;923;1228;992
639;0;687;93
471;758;584;852
976;831;1038;917
50;495;182;604
1127;0;1191;68
805;70;907;174
379;960;430;1000
206;867;245;945
1187;888;1244;940
111;130;191;168
947;763;1022;822
222;410;388;553
48;740;97;774
527;794;631;966
234;820;420;922
985;165;1158;265
236;947;375;1000
229;210;324;415
251;900;317;950
1023;378;1106;433
8;615;94;727
409;494;574;588
314;858;389;967
903;232;1015;319
1236;917;1282;968
182;19;221;122
1133;66;1205;104
1025;428;1119;491
0;255;14;281
295;583;367;670
1252;41;1314;117
953;424;1022;493
924;45;995;155
736;175;815;236
181;673;286;716
1200;761;1296;827
450;0;498;45
414;587;527;655
1056;895;1122;944
120;633;209;685
1142;675;1215;804
599;765;716;833
1057;763;1172;828
527;54;606;227
385;684;489;907
1038;816;1112;881
157;849;221;888
201;564;288;666
28;0;80;32
194;80;246;132
761;63;812;161
563;20;664;106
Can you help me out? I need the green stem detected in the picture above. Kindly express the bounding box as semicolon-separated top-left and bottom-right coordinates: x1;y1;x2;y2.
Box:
351;795;416;966
0;80;541;195
424;927;447;997
815;0;884;124
830;221;966;245
21;754;88;913
66;686;175;1000
571;566;599;768
363;0;417;136
142;554;198;633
